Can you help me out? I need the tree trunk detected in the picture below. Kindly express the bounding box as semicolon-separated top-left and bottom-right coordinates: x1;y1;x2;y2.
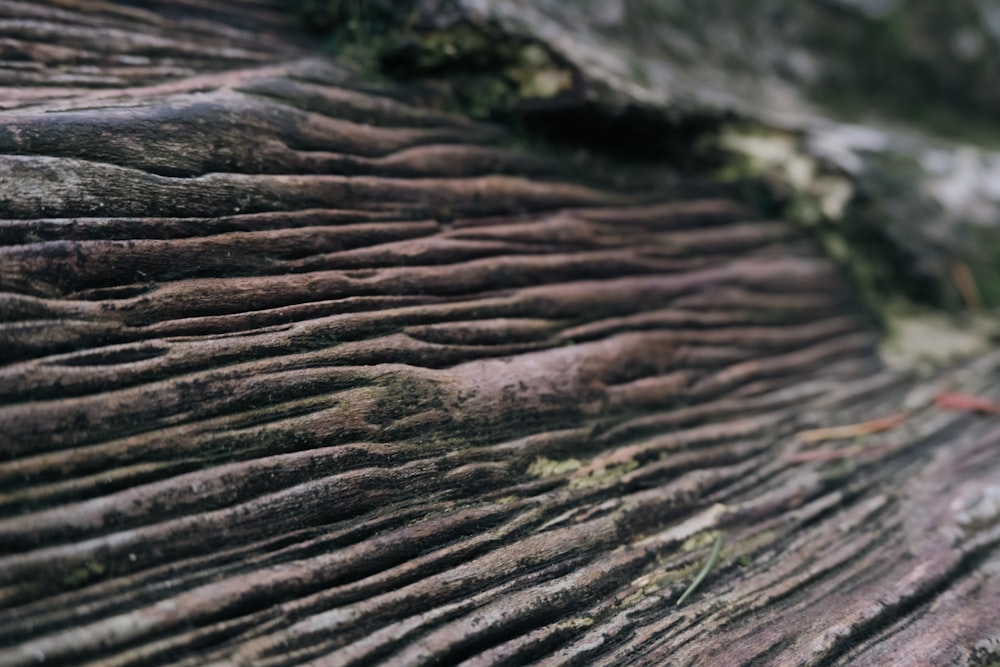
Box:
1;2;999;665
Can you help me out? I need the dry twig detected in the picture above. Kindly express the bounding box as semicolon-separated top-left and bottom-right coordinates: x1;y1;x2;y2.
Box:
795;413;907;444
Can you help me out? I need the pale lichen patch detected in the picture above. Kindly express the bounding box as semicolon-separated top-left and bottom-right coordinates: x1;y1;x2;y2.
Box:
527;456;582;478
555;616;595;631
681;529;723;553
568;460;638;488
880;309;999;370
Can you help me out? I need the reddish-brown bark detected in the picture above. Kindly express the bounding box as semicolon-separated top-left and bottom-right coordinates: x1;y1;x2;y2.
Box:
1;2;998;666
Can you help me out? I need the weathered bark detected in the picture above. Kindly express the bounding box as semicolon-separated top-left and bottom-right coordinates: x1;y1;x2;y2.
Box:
1;2;999;666
384;0;1000;312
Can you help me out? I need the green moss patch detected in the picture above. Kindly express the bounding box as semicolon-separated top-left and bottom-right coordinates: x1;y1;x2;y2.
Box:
527;456;582;478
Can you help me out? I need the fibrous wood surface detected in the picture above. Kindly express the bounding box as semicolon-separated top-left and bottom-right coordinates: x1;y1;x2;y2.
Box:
1;2;999;666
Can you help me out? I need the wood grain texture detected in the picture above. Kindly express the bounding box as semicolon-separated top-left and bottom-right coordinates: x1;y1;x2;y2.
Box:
1;2;999;666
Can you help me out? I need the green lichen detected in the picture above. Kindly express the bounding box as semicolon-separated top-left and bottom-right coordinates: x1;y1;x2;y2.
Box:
616;530;729;608
297;2;575;122
717;125;855;226
382;24;576;121
680;529;723;553
568;461;639;489
406;24;509;71
62;560;106;589
527;456;582;478
618;583;660;608
555;616;595;631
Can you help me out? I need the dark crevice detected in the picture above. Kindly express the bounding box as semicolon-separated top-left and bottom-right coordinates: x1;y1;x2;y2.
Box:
518;104;729;167
294;1;729;179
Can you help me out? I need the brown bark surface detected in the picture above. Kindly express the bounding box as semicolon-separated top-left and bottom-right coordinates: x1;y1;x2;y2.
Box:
1;2;999;665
